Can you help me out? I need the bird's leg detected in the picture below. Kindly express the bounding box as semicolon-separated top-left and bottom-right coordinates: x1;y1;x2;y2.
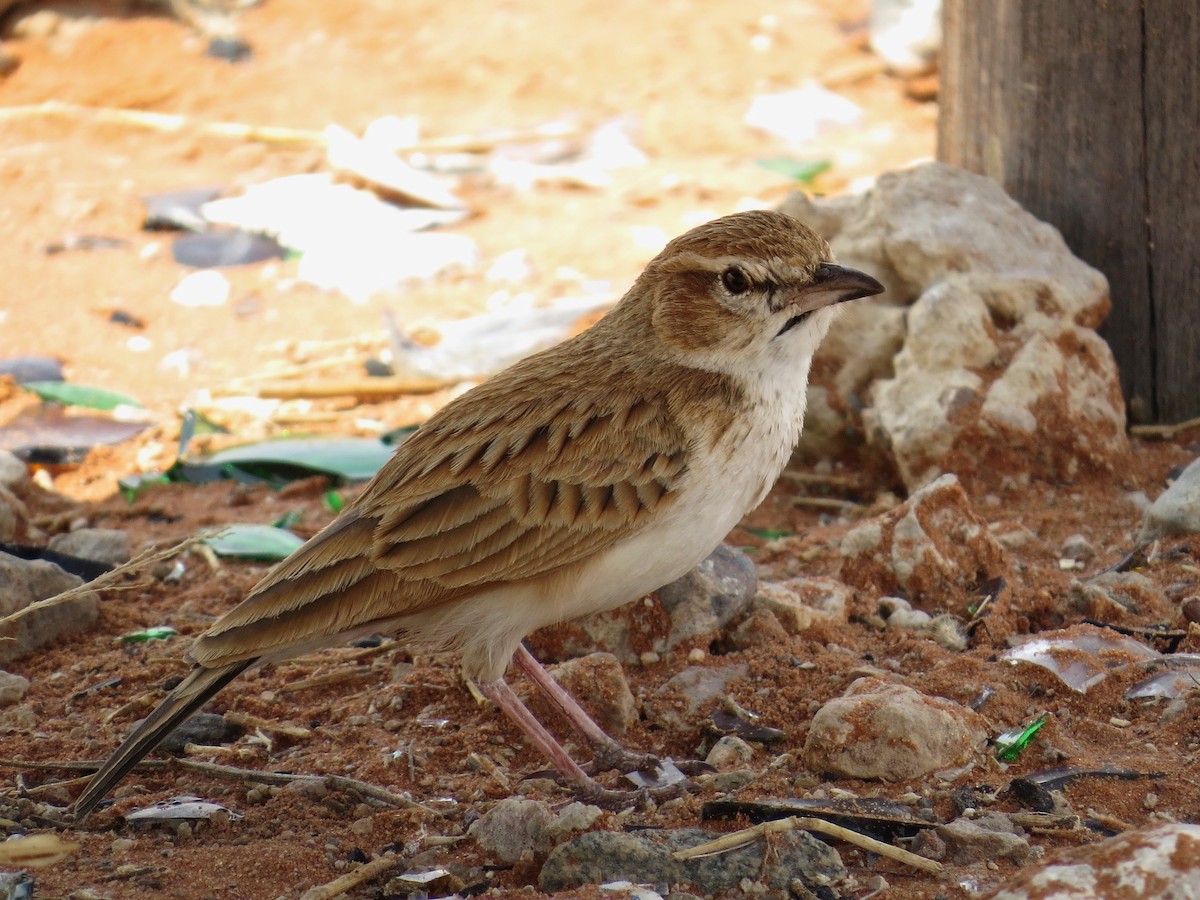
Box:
474;677;690;809
513;644;711;778
511;643;663;776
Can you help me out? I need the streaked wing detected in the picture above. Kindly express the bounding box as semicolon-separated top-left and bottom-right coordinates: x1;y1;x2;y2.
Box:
191;368;691;667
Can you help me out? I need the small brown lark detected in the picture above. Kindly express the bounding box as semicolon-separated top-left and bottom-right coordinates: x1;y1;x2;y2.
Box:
74;209;883;816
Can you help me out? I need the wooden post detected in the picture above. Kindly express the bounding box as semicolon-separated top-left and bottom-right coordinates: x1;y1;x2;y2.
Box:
939;1;1199;425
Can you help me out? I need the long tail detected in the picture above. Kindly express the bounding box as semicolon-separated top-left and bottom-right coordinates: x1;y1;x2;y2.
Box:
72;661;251;819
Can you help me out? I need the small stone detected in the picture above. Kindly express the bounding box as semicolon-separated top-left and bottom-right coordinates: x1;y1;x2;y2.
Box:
350;816;373;836
1144;792;1159;810
545;802;605;841
1182;597;1200;624
0;672;30;707
730;608;788;651
546;652;637;736
937;815;1032;865
111;838;135;853
157;712;239;753
839;475;1008;614
0;451;29;491
645;664;750;730
753;578;848;634
539;827;844;895
708;769;756;793
803;677;987;780
1060;533;1095;563
469;797;554;864
0;553;98;665
989;822;1200;899
1139;457;1200;545
705;736;754;770
48;528;133;567
170;270;230;307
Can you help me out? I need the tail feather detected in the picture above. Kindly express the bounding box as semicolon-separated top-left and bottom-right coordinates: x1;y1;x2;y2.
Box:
73;661;251;819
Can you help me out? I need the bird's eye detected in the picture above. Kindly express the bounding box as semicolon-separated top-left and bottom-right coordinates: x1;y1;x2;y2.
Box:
721;266;751;295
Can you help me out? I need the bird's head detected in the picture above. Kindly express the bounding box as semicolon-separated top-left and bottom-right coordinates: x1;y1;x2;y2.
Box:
632;210;884;375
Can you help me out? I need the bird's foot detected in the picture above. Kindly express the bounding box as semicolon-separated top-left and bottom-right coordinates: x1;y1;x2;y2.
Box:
575;777;698;811
585;741;714;779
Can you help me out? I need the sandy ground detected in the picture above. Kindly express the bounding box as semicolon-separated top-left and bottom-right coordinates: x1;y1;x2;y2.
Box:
3;2;1199;899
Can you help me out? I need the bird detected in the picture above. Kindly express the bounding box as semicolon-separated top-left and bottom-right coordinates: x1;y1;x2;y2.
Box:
73;209;884;818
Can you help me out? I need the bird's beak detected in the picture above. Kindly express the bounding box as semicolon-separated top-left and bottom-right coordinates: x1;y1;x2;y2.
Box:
792;263;885;314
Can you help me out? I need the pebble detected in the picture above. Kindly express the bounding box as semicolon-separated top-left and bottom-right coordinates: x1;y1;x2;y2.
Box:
169;270;230;307
1060;533;1095;562
0;672;30;707
547;652;638;736
803;677;986;780
539;826;844;895
0;553;98;665
469;797;554;863
990;823;1200;899
936;814;1032;865
157;712;239;753
48;528;133;567
704;735;754;770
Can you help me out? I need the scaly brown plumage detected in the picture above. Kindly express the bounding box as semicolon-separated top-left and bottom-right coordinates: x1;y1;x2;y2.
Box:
74;209;883;817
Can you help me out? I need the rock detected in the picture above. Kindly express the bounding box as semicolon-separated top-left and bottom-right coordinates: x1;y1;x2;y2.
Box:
0;671;30;707
990;822;1200;900
870;305;1128;492
545;652;637;736
839;474;1008;614
877;597;967;651
783;164;1127;489
470;797;555;864
793;300;906;461
0;552;98;665
170;270;230;307
655;544;758;646
1139;457;1200;545
707;769;756;793
803;677;986;780
645;664;750;731
539;827;844;895
157;712;239;754
729;607;787;651
705;735;754;770
1060;533;1096;563
936;814;1032;865
870;0;941;75
0;450;29;491
544;802;605;842
48;528;133;567
530;545;756;665
1069;571;1169;622
752;577;849;634
0;355;63;384
0;484;33;543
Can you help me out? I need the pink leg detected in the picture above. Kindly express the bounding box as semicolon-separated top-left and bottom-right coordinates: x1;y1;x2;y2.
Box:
475;676;691;808
512;644;705;777
512;644;622;748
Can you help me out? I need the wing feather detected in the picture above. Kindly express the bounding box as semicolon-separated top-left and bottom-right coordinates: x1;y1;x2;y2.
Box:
182;346;741;667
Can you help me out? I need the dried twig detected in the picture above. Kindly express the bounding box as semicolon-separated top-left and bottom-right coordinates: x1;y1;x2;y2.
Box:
298;856;398;900
281;666;374;693
672;815;943;875
0;534;204;629
0;101;581;152
1130;415;1200;439
791;496;863;511
779;470;862;488
0;757;440;815
235;377;455;401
